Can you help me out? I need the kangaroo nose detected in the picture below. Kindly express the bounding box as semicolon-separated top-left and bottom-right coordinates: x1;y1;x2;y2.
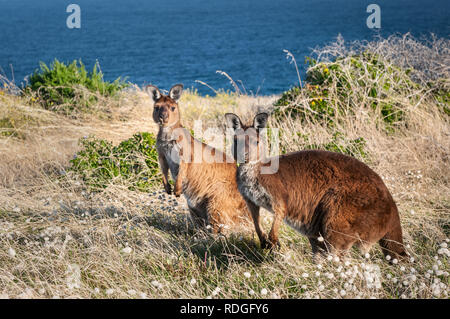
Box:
159;111;169;120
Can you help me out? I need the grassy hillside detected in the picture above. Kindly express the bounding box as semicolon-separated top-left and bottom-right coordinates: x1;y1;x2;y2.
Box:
0;34;448;299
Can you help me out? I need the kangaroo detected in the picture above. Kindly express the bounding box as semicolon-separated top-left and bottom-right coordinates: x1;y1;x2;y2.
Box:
146;84;251;232
225;112;407;259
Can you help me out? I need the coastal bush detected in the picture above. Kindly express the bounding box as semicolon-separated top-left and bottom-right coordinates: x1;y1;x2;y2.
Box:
274;53;418;128
25;59;129;114
274;34;450;132
69;132;160;191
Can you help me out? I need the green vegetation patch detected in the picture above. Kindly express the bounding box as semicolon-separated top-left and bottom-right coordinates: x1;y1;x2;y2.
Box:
69;132;160;191
25;59;129;114
273;52;429;128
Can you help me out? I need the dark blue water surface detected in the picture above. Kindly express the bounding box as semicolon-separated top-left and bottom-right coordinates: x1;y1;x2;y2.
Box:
0;0;448;95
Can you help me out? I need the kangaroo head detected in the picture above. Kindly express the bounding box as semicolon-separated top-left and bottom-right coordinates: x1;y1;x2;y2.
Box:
225;112;269;164
146;84;183;128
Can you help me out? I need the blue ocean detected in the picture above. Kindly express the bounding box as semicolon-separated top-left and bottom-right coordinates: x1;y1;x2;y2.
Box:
0;0;449;95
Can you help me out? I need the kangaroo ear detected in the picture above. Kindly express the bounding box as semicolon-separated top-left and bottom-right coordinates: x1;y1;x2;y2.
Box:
169;84;184;101
225;113;243;132
146;85;161;102
253;113;269;130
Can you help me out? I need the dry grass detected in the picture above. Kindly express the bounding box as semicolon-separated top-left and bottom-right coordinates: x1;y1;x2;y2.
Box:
0;35;449;299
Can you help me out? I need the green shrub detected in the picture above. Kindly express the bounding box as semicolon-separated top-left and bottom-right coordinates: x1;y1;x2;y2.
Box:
69;132;160;191
274;53;421;127
25;59;129;113
273;85;335;124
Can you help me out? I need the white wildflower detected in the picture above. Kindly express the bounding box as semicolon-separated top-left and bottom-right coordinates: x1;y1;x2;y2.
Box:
121;246;132;254
212;287;221;296
8;247;16;258
151;280;163;289
271;293;280;299
66;264;81;290
105;288;114;295
139;292;147;299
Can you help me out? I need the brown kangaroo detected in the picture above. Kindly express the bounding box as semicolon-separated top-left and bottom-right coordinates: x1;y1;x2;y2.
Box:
225;112;407;259
146;84;251;232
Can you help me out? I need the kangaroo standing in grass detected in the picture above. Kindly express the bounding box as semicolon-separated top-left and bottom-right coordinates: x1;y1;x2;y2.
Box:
225;112;407;259
146;84;251;232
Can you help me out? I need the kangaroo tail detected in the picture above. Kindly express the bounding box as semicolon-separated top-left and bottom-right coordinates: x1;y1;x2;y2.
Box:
379;212;407;260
